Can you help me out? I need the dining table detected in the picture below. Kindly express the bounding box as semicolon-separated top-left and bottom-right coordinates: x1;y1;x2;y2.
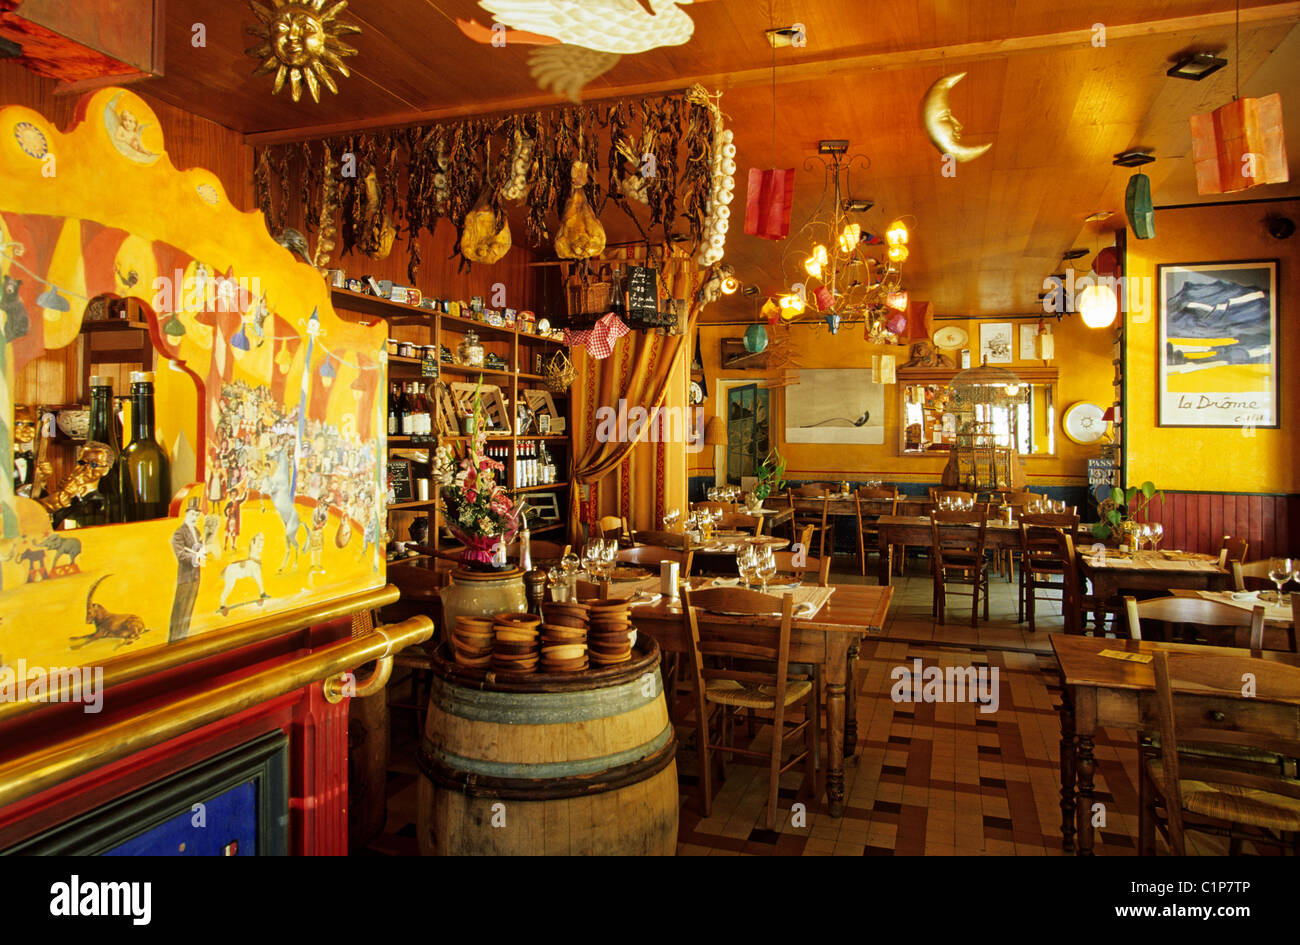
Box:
1165;587;1298;651
1051;634;1300;855
626;577;894;818
1078;549;1230;633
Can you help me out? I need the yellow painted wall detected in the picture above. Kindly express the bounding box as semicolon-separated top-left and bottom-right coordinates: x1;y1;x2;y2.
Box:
1125;200;1300;493
691;314;1113;485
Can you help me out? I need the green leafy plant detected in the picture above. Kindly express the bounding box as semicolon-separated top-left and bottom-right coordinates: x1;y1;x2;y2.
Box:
753;448;787;501
1091;481;1162;541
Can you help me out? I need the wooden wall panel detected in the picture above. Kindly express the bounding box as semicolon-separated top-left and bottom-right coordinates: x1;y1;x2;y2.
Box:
1137;491;1299;560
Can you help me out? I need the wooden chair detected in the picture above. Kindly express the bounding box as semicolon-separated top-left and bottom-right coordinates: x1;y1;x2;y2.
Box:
854;486;898;577
1140;651;1300;856
773;549;831;586
617;543;693;576
930;507;990;627
501;538;568;566
786;486;830;558
633;529;690;550
682;586;820;829
1018;511;1081;632
1218;535;1249;569
597;514;630;543
1124;595;1266;649
1231;559;1276;592
717;512;763;536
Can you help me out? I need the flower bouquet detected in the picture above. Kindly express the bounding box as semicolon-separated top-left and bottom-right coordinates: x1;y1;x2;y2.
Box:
432;384;520;570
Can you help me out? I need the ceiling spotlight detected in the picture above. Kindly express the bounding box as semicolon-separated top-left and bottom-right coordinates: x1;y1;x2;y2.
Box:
818;139;849;155
1167;52;1228;81
1267;216;1296;240
1085;210;1115;223
1113;149;1156;167
765;26;805;48
1062;248;1089;260
742;284;761;297
842;198;874;213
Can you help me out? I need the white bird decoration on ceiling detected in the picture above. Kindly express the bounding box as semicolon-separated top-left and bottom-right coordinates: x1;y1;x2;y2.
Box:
459;0;699;102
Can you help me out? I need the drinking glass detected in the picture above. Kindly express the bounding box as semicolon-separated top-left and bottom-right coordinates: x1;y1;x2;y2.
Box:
737;546;758;587
1149;523;1163;551
583;540;602;577
1268;557;1294;603
600;539;618;581
756;546;777;594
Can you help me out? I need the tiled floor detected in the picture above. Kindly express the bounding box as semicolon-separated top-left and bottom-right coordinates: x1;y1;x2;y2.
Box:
362;557;1230;856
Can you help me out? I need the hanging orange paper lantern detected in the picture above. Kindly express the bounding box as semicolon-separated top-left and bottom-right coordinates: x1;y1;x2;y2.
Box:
1189;93;1289;195
745;168;796;240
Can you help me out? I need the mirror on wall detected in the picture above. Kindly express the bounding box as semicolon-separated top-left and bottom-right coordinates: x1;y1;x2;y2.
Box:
901;381;1055;455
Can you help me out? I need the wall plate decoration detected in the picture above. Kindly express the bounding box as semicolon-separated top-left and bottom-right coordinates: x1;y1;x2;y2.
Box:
931;326;968;350
1062;401;1107;444
688;380;705;406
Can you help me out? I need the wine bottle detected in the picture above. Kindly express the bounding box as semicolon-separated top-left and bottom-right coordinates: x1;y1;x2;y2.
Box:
121;370;171;521
83;376;124;525
388;383;400;436
400;383;414;435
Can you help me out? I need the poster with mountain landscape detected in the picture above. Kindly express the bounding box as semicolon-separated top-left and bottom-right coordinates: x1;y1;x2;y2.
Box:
1157;260;1278;428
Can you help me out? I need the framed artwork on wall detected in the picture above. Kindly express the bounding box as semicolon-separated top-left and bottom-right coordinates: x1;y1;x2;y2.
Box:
979;322;1014;364
784;369;884;445
1157;259;1278;428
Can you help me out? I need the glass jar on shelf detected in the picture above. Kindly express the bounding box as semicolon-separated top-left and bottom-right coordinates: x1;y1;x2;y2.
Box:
457;330;485;367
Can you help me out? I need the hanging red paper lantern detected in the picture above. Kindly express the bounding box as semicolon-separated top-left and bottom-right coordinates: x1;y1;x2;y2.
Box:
745;168;796;240
1189;93;1289;195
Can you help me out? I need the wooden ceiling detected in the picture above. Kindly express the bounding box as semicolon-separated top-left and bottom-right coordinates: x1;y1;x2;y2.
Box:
132;0;1300;319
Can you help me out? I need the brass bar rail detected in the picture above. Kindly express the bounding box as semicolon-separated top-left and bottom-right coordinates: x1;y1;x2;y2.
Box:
0;616;433;811
0;584;402;725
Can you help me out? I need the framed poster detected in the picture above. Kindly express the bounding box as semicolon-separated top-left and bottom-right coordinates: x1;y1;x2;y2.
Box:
1157;260;1278;428
979;322;1014;364
784;369;884;445
1019;324;1039;360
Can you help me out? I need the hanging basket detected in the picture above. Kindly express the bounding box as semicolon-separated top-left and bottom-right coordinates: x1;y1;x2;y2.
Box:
542;349;577;393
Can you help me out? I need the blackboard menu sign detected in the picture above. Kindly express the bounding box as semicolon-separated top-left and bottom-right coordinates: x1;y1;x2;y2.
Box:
387;460;413;502
626;265;658;318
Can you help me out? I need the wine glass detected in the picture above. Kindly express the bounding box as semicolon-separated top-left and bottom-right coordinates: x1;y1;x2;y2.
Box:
663;507;681;531
1148;523;1163;551
583;540;602;578
1267;557;1294;603
756;546;777;594
600;539;618;582
736;545;757;587
548;565;568;602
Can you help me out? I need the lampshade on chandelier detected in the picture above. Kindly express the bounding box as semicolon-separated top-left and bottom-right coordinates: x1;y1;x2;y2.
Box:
779;140;911;341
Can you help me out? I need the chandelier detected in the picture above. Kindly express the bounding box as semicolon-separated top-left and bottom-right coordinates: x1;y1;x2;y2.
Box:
778;139;911;339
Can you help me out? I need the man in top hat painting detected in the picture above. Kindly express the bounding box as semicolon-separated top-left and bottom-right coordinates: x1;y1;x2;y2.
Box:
169;498;207;642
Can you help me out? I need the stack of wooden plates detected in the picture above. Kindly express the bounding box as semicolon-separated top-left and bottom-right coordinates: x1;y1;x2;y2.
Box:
584;598;635;666
451;616;495;668
492;612;542;675
540;625;588;673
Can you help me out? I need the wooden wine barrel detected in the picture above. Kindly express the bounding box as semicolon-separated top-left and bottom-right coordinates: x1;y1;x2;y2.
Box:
417;636;678;856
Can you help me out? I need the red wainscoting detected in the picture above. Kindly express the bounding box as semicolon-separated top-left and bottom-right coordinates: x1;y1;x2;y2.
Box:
1136;492;1300;560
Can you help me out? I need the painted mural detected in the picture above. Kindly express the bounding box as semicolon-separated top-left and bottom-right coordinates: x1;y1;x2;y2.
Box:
0;88;387;674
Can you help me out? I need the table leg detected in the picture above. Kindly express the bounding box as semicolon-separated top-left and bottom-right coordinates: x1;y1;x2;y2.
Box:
824;637;848;817
1058;687;1076;853
878;530;891;587
844;638;860;758
1075;735;1097;856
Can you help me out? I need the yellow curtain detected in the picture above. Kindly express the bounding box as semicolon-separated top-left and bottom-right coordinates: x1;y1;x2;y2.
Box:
568;246;705;540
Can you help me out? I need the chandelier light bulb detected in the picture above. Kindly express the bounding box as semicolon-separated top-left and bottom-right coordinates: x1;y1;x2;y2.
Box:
1078;283;1119;328
720;274;739;294
887;244;909;263
885;290;909;312
779;293;806;317
804;243;828;279
838;223;861;253
886;220;909;246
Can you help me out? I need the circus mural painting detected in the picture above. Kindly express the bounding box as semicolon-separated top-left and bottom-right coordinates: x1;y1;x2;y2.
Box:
0;87;388;673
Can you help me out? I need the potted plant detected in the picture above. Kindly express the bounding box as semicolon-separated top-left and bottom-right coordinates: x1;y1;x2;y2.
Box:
752;448;787;502
1091;481;1162;543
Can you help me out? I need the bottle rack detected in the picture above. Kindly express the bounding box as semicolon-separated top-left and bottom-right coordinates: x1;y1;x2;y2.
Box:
330;289;573;567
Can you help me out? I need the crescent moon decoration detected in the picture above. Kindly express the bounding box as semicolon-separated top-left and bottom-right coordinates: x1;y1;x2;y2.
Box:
921;72;992;163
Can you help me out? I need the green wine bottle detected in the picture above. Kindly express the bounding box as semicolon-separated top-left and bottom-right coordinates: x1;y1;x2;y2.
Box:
82;375;124;525
121;370;171;521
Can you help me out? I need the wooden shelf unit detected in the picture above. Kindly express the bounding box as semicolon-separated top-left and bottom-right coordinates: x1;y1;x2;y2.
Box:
329;289;573;563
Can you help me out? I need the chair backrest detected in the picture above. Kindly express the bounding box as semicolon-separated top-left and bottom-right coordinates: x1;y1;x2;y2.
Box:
930;508;988;564
1149;649;1300;852
1019;512;1081;557
692;501;736;514
790;484;830;498
773;549;831;586
598;515;628;542
717;511;763;535
633;529;690;550
791;523;815;556
855;487;898;526
1231;558;1277;592
682;586;796;714
1124;595;1265;647
1218;534;1249;568
617;544;693;575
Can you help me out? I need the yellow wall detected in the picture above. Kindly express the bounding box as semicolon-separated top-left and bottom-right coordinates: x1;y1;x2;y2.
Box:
1125;200;1300;493
691;313;1113;485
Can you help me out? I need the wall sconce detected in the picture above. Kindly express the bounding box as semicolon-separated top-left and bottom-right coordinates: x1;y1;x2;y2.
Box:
1167;52;1227;80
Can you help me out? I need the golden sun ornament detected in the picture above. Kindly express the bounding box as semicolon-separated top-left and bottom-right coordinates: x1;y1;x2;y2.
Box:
245;0;360;103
